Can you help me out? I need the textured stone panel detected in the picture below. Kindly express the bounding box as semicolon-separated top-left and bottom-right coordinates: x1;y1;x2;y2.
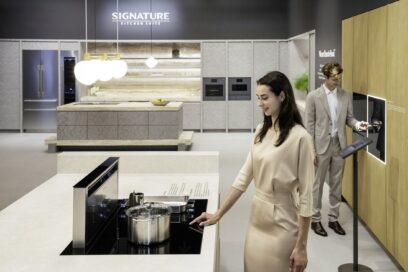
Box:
149;111;179;125
202;42;227;77
88;112;117;125
0;41;20;129
118;126;148;140
57;112;87;125
228;42;253;77
183;103;201;130
60;42;80;51
228;101;252;129
202;101;226;129
57;126;87;140
118;112;148;125
88;126;117;140
21;41;59;50
149;125;180;139
254;41;279;128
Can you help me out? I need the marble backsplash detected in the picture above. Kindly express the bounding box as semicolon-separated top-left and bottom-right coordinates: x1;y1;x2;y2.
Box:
80;42;201;102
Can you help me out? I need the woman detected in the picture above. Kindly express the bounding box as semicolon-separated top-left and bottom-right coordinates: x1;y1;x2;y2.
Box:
190;71;314;272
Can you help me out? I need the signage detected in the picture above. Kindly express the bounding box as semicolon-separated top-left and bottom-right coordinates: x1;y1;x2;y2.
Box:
318;49;336;58
112;11;171;26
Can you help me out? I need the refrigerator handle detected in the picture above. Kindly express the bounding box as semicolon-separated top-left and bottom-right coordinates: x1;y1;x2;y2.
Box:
40;65;45;98
37;65;41;98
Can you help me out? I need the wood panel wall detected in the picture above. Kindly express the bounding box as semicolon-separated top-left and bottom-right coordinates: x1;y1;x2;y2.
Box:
341;17;354;206
364;6;387;245
352;12;368;94
386;0;408;268
342;1;408;270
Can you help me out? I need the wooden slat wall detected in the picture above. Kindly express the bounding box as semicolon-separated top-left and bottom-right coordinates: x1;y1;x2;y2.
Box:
385;2;399;259
368;7;387;97
352;13;369;221
364;6;387;245
387;2;403;264
342;1;408;270
341;18;354;206
352;12;368;94
386;0;408;269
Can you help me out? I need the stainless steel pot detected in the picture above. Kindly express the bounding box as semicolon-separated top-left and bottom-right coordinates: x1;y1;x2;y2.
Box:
126;202;171;245
144;195;189;213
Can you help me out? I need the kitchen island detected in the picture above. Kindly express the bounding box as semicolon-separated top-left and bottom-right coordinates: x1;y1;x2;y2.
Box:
0;151;220;272
48;102;192;151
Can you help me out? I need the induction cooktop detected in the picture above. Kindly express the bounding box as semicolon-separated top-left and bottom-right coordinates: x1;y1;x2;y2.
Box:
61;199;207;255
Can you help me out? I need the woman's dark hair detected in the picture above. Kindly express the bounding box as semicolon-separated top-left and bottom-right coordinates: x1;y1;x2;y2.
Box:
255;71;304;146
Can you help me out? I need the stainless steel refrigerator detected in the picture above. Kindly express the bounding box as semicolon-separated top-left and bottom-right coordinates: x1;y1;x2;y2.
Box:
23;50;58;132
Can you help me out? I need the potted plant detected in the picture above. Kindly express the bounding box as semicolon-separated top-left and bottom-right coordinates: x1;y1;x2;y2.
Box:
294;73;309;93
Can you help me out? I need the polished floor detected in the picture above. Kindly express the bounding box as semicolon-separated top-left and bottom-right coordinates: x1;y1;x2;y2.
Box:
0;132;402;272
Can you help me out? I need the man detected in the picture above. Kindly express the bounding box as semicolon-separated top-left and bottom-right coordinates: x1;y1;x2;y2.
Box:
305;62;368;237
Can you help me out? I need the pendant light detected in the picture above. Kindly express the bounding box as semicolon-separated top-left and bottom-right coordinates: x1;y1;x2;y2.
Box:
74;0;127;85
74;0;98;85
93;0;112;82
111;0;128;79
145;0;157;68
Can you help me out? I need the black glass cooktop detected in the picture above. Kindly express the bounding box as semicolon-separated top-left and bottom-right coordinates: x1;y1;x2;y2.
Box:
61;199;207;255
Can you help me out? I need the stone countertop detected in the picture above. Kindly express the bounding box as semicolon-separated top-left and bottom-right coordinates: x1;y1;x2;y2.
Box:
57;101;183;111
0;173;219;272
80;93;201;102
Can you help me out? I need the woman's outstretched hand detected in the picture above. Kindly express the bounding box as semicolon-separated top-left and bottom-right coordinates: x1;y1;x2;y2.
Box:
289;246;308;272
189;212;220;227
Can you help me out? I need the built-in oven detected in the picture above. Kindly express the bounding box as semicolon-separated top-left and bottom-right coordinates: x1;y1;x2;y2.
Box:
228;77;251;100
203;77;226;101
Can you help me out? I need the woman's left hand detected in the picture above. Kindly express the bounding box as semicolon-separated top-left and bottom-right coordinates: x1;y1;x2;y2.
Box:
289;246;308;272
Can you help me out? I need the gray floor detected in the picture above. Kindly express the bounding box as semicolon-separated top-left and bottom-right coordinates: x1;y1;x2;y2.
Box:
0;132;403;272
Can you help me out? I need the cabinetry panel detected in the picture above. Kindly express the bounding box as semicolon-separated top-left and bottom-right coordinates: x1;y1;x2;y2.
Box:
202;101;226;130
0;41;21;130
228;101;252;130
253;42;279;127
202;42;227;77
228;42;253;77
183;103;201;130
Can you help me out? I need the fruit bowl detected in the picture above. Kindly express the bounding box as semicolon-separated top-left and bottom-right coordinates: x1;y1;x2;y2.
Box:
150;98;169;106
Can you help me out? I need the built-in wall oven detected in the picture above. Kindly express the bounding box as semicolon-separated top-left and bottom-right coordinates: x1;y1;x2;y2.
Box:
202;77;226;101
228;77;251;100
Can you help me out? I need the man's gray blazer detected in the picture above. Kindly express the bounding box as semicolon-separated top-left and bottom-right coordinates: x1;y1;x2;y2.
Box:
305;86;358;154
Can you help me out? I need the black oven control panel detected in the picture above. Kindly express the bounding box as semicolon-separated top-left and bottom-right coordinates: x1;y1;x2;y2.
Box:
228;77;251;100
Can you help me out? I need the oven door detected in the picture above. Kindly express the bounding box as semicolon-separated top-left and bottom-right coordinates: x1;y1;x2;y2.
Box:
203;77;225;101
228;77;251;100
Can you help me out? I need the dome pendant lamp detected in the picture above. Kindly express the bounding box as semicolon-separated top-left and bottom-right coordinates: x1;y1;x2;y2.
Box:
112;0;128;79
145;0;157;68
74;0;98;85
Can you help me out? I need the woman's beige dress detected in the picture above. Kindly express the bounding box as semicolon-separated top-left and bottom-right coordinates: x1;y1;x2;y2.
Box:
232;124;314;272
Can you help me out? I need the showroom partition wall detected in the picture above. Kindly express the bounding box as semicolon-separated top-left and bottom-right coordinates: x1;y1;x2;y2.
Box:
342;1;408;270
